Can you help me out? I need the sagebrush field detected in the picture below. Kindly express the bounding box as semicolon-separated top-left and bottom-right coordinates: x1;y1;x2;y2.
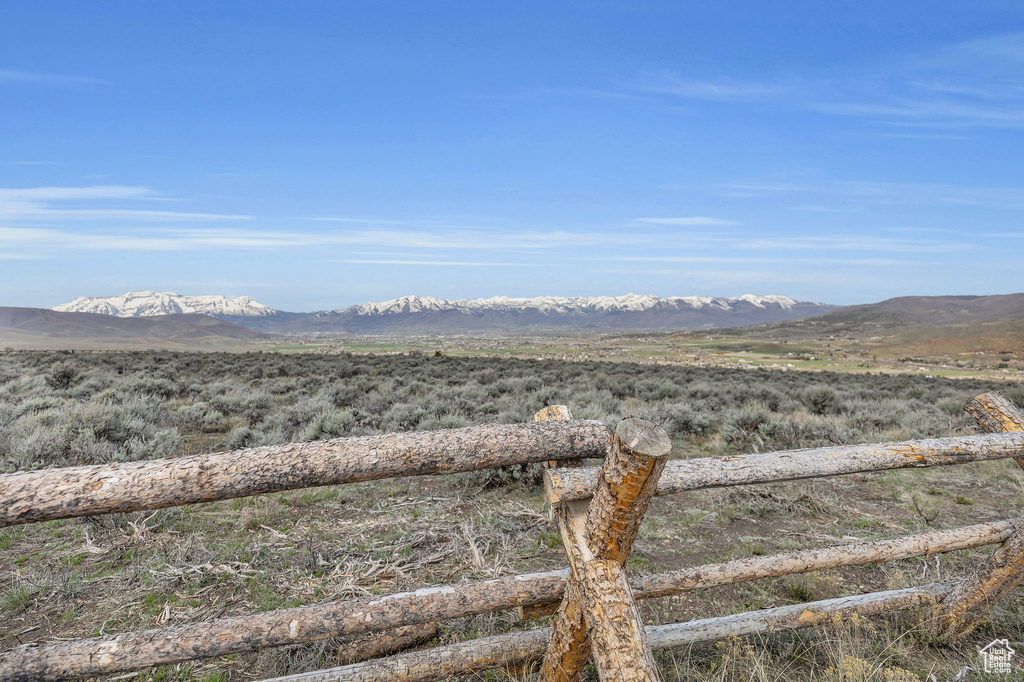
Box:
2;351;1023;680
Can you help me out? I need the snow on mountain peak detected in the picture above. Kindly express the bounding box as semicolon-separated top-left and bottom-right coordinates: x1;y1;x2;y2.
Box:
52;291;277;317
343;293;816;315
352;295;451;315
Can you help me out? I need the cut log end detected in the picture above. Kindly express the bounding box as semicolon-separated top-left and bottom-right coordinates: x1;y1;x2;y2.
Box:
964;392;1024;434
614;418;671;459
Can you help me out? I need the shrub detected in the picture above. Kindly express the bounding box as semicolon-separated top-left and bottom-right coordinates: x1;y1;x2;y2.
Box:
45;361;80;390
804;386;839;415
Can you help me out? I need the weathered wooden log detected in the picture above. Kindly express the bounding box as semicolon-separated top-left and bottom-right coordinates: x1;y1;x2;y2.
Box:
522;516;1022;620
530;406;599;681
934;530;1024;641
541;501;591;680
534;405;588;470
3;518;1013;681
635;518;1020;599
580;559;661;682
964;392;1024;437
269;628;550;682
0;569;568;682
545;431;1024;504
518;406;589;623
584;419;672;565
542;418;670;682
964;391;1024;469
934;392;1024;641
643;581;953;649
269;583;955;682
337;623;438;666
0;419;608;527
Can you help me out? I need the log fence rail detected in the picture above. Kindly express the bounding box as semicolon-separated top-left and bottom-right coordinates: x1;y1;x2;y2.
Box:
1;391;1023;681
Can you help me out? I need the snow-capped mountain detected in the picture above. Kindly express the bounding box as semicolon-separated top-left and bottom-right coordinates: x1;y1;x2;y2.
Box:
346;293;805;316
51;291;837;333
230;293;835;334
52;291;277;318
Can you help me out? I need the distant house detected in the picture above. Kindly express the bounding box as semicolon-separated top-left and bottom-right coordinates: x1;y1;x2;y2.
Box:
980;639;1016;674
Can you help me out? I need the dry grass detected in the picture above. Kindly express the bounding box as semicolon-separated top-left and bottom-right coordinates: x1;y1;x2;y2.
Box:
3;351;1024;680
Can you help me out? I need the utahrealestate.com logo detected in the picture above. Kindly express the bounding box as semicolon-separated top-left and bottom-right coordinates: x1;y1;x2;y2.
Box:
980;639;1017;674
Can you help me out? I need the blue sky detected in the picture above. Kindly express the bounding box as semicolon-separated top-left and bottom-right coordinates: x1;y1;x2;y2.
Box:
1;1;1023;311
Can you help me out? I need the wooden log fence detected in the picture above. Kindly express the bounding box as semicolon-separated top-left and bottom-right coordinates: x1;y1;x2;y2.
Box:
2;392;1024;681
3;517;1020;681
544;430;1024;504
265;582;956;682
541;415;670;682
0;419;608;527
934;391;1024;640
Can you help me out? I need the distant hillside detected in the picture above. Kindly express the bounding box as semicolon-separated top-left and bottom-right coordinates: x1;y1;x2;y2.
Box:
0;308;270;350
221;294;837;334
711;293;1024;356
735;294;1024;337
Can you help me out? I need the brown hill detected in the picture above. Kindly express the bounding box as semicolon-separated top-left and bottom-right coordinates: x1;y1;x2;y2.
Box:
707;293;1024;359
0;307;270;350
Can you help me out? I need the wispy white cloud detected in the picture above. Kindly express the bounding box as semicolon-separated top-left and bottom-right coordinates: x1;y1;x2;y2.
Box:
576;254;915;266
862;131;972;140
9;209;253;222
600;267;836;285
0;225;640;254
629;70;792;103
332;259;540;267
576;255;782;263
710;179;1024;210
634;216;739;226
0;185;252;222
736;235;969;253
0;68;106;88
306;216;412;225
609;33;1024;129
0;186;153;200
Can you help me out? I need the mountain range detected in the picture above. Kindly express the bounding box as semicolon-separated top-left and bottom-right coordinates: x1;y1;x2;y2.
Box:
5;291;1019;352
50;291;838;334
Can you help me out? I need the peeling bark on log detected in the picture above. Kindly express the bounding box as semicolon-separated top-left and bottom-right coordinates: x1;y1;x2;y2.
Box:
935;530;1024;641
0;569;568;682
0;420;608;528
634;518;1020;598
964;391;1024;470
517;518;1020;619
580;559;661;682
269;628;550;682
534;405;588;470
3;518;1013;681
644;581;953;648
531;406;597;679
337;623;438;666
542;419;670;682
519;599;559;620
584;419;671;565
543;500;593;681
934;391;1024;641
545;431;1024;504
271;583;955;682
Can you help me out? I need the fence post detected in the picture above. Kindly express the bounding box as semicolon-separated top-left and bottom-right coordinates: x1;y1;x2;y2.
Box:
541;418;670;682
935;392;1024;641
520;405;590;621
